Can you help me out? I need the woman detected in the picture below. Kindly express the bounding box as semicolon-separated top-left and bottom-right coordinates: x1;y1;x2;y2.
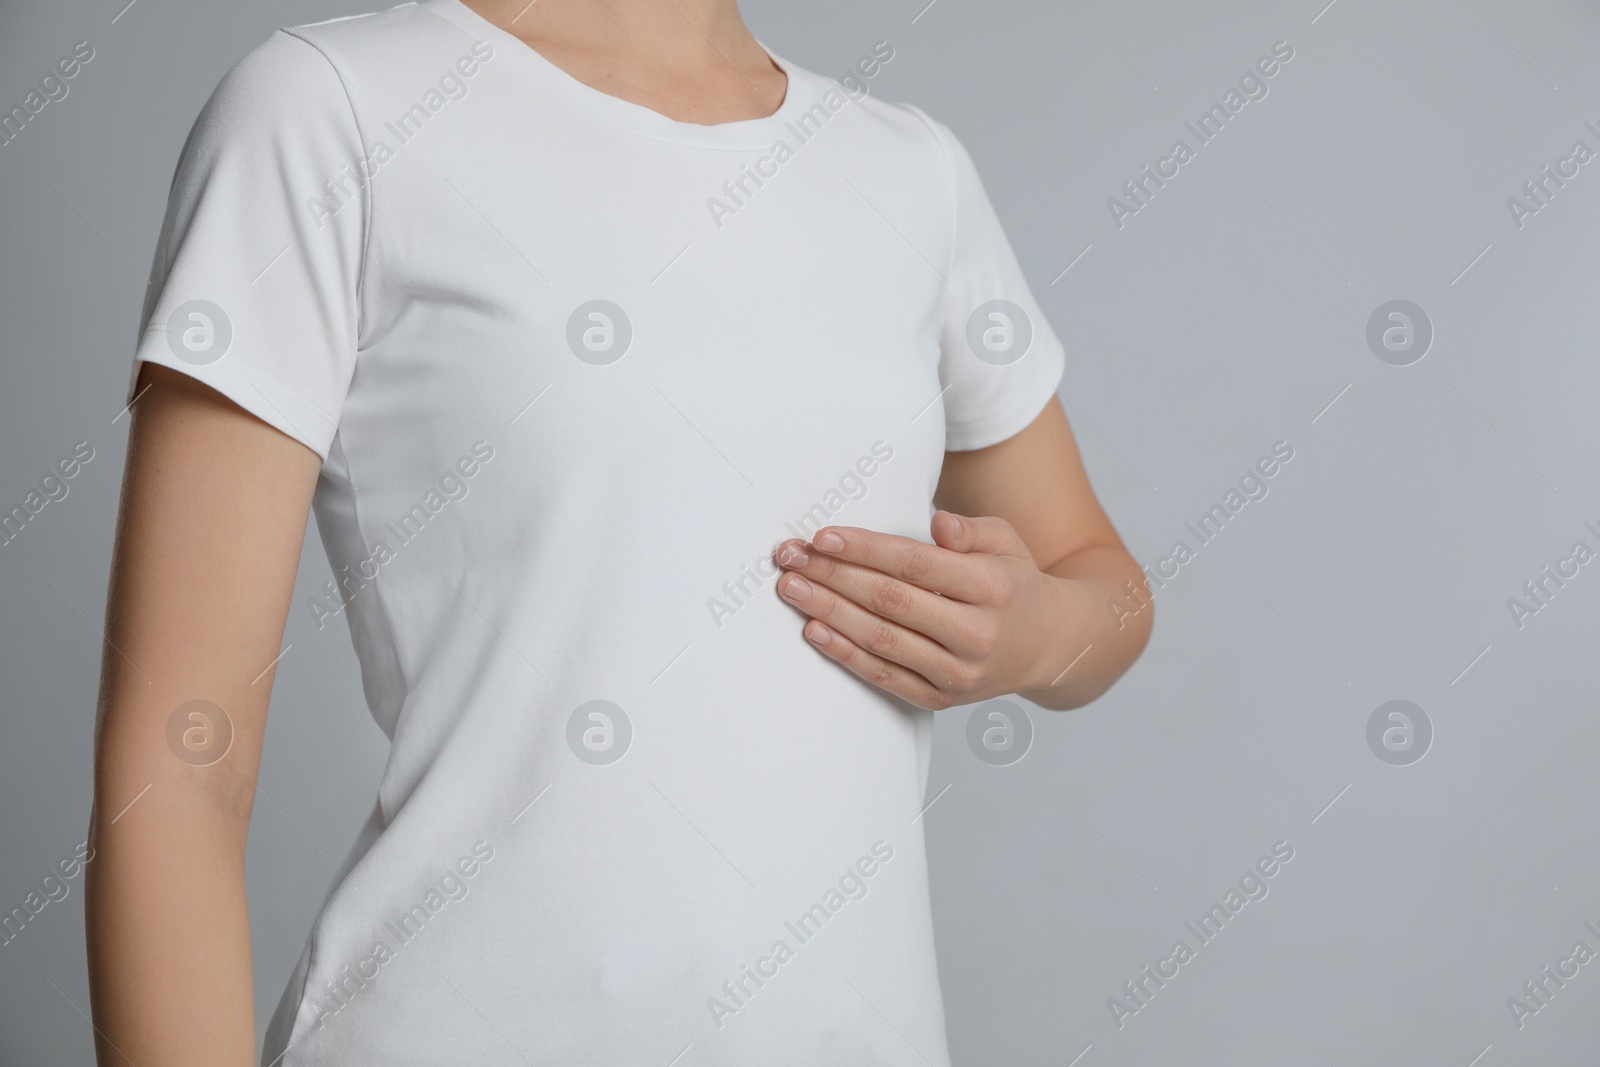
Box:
86;0;1151;1063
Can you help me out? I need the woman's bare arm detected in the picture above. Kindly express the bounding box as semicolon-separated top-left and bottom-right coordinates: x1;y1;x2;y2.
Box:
86;362;323;1066
934;396;1152;708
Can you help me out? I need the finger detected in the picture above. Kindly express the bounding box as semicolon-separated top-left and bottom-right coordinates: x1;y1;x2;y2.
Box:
777;570;965;691
805;525;995;603
774;540;979;653
930;510;1033;561
800;620;953;711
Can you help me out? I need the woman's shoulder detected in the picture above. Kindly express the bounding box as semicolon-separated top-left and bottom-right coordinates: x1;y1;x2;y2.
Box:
211;2;478;115
778;51;958;175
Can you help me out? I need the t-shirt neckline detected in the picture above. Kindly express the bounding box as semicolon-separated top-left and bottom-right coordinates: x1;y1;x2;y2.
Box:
429;0;810;150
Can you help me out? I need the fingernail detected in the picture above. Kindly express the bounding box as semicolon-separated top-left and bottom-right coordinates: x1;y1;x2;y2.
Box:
815;531;845;553
781;574;813;601
777;544;808;567
807;623;831;645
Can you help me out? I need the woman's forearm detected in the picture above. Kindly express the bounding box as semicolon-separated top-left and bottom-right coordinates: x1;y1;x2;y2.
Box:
1019;543;1154;711
86;763;257;1067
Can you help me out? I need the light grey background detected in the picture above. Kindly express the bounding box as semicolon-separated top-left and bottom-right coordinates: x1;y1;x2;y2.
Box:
3;0;1598;1063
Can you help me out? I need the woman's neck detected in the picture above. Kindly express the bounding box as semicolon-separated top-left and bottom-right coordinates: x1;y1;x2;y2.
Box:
458;0;788;126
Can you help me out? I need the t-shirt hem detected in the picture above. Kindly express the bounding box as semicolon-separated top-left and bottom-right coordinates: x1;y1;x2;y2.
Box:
128;346;338;462
942;349;1063;452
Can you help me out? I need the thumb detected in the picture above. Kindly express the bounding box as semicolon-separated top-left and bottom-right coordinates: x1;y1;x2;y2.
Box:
931;510;1030;559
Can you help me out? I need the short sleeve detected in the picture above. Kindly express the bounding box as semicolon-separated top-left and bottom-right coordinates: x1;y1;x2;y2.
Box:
908;107;1066;452
129;29;367;463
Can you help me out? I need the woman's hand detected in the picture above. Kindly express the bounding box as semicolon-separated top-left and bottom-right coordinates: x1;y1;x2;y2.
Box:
774;509;1104;711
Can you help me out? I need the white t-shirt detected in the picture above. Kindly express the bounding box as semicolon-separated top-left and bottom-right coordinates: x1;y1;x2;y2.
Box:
129;3;1065;1063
